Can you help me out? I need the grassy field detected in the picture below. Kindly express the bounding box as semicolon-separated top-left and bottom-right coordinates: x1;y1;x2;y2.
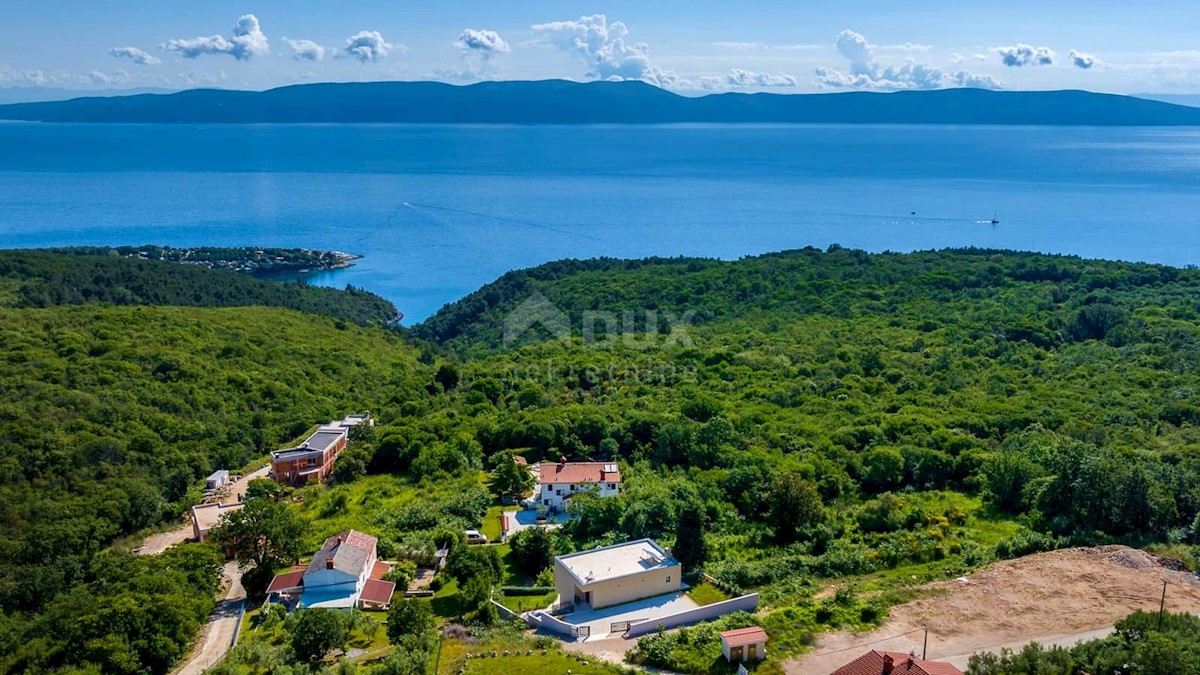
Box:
497;591;557;614
480;506;504;541
687;581;732;607
435;628;631;675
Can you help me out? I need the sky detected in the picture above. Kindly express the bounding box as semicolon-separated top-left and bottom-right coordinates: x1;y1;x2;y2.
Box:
3;0;1200;94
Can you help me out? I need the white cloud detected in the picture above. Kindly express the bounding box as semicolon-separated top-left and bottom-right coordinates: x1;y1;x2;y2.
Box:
950;53;964;64
109;47;161;66
995;44;1055;67
161;14;269;61
726;68;798;88
1069;49;1097;70
338;31;394;63
85;70;132;86
457;29;510;56
0;67;54;86
950;70;1003;90
181;70;229;87
530;14;683;88
285;38;325;62
815;29;999;91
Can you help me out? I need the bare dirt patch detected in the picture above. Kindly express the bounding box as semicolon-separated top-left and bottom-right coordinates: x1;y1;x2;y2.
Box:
785;545;1200;673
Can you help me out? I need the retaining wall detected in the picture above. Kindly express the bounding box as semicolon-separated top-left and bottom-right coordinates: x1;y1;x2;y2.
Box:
624;593;759;638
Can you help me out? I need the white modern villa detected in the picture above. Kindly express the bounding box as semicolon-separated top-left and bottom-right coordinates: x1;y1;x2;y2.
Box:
553;538;680;610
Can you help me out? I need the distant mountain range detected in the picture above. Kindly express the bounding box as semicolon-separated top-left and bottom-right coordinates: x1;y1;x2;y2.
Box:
1132;93;1200;109
3;80;1200;125
0;86;177;105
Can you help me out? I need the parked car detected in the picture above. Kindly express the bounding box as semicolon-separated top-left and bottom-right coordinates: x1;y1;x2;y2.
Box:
464;529;489;544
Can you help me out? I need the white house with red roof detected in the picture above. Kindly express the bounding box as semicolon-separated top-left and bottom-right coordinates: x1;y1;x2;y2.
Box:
536;458;620;511
266;529;396;610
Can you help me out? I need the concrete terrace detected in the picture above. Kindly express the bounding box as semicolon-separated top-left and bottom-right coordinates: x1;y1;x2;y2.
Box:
562;591;699;641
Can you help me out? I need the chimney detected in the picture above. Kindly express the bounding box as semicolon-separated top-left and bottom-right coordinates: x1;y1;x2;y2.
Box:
326;558;335;569
882;654;894;675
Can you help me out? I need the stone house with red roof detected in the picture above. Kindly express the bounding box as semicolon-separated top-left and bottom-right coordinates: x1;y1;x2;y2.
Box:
830;650;964;675
536;458;620;511
266;529;396;611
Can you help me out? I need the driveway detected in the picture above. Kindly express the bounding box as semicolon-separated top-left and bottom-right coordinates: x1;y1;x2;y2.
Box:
561;592;699;641
172;561;247;675
138;466;269;555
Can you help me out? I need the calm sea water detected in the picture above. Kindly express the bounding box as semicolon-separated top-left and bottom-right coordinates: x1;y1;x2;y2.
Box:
2;122;1199;322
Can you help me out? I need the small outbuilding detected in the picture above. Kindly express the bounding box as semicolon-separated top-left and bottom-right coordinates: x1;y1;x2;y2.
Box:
720;626;768;663
205;470;230;490
191;501;243;542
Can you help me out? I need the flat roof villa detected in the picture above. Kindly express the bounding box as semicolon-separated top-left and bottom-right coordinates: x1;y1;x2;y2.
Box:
554;538;680;610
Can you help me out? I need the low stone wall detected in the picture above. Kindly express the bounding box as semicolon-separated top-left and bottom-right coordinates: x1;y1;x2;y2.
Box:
526;610;582;638
624;593;759;638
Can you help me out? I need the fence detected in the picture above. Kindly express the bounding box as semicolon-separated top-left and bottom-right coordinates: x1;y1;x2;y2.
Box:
623;593;760;638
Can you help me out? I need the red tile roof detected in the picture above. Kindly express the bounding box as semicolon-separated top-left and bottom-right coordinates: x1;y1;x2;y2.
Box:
538;461;620;485
831;650;963;675
266;569;305;593
322;529;377;553
720;627;768;648
360;579;396;605
370;560;393;580
514;455;528;465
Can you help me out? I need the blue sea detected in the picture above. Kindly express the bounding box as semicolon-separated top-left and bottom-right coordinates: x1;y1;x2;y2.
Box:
2;122;1199;322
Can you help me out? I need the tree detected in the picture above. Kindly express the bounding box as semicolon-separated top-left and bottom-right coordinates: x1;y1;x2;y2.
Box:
672;504;708;571
509;527;557;577
245;478;287;502
435;364;460;392
333;449;368;484
767;472;823;544
489;454;533;499
444;545;503;586
860;447;905;492
290;608;347;663
210;498;304;596
386;599;435;645
981;452;1042;513
460;576;496;624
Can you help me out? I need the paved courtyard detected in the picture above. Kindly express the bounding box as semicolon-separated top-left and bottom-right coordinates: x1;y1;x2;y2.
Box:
502;508;571;537
561;591;699;641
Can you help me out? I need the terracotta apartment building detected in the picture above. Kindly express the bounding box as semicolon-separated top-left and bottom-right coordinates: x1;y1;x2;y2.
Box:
270;414;371;486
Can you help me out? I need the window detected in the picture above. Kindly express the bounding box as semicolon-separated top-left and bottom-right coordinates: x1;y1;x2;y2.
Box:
666;575;671;583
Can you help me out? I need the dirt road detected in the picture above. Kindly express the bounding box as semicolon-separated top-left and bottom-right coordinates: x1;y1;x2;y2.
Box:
138;466;269;555
172;561;247;675
784;546;1200;673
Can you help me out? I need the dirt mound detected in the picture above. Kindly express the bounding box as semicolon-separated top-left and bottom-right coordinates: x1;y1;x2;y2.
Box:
785;546;1200;674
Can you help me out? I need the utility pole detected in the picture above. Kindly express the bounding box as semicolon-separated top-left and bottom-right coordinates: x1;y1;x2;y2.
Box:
1159;580;1168;629
922;625;928;660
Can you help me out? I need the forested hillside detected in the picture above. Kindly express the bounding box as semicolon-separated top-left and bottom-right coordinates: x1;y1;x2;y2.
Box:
0;305;429;673
0;250;398;326
10;246;1200;673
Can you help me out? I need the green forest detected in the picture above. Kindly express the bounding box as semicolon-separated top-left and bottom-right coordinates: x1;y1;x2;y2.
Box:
6;246;1200;673
0;250;397;326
